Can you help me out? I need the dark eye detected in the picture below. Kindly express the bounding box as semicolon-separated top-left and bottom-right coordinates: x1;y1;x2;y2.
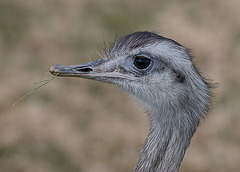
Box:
133;56;151;69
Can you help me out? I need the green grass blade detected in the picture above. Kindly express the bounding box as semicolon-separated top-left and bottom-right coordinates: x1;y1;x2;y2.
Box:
12;73;59;107
34;80;49;85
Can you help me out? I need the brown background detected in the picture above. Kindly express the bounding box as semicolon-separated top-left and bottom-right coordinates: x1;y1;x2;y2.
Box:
1;0;240;171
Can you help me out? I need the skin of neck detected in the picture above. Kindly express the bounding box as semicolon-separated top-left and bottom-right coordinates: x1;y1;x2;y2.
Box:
130;86;205;172
134;110;199;172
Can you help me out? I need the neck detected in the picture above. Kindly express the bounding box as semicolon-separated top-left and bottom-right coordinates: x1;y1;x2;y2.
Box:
134;111;199;172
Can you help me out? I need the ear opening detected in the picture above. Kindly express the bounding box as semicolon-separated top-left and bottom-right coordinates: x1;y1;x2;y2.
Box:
173;70;185;83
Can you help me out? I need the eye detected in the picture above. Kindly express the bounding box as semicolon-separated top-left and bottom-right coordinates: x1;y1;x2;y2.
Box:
133;56;151;69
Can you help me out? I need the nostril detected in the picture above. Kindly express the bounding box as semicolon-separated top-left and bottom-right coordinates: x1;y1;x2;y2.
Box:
75;67;93;72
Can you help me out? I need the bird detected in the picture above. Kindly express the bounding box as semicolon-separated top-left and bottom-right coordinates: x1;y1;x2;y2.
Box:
50;31;213;172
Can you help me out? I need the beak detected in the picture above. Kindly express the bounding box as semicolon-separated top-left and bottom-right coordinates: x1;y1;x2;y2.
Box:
49;58;138;82
50;60;97;78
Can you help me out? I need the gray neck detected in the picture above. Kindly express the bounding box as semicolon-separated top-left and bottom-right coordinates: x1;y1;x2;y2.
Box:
134;112;199;172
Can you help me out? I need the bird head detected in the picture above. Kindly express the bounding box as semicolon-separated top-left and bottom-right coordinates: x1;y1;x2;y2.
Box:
50;32;211;120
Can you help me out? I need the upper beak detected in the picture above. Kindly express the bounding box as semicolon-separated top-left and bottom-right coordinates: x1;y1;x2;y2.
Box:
49;59;104;79
49;59;138;82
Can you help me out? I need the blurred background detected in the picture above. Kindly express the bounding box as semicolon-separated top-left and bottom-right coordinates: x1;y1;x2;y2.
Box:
1;0;240;171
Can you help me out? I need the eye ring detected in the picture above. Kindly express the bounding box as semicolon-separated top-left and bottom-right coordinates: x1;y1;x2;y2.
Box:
133;55;151;69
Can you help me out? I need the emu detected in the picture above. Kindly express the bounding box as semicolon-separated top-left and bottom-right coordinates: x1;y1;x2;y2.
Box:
50;31;213;172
